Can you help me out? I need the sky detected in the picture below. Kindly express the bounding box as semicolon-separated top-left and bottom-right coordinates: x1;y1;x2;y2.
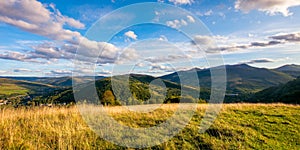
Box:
0;0;300;77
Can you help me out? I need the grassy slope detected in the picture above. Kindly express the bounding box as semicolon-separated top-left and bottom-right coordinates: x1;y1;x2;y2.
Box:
0;78;57;96
0;83;28;96
251;77;300;104
0;104;299;149
275;64;300;78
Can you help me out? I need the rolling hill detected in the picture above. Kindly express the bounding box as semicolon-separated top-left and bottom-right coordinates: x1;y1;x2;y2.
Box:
45;75;209;105
275;64;300;78
161;64;295;94
0;78;59;101
3;76;105;87
1;64;299;105
250;77;300;104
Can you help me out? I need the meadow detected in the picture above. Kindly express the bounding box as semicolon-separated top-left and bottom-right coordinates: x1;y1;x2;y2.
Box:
0;104;299;149
0;83;28;96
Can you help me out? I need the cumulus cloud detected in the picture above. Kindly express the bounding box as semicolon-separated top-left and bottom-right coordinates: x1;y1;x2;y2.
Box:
124;31;138;40
166;19;188;28
114;48;139;64
213;40;283;52
49;3;85;29
270;32;300;42
158;35;168;41
77;38;120;60
235;0;300;16
196;10;214;16
0;51;43;63
0;0;84;42
0;0;138;65
0;39;128;65
47;70;72;76
192;35;215;46
168;0;194;5
150;63;173;72
204;10;213;16
186;15;195;23
191;34;286;53
30;42;63;59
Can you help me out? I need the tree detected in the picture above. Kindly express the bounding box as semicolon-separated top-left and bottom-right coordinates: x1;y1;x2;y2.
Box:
102;90;115;106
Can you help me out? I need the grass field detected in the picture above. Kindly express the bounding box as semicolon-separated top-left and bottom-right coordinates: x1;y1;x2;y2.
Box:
0;83;28;96
0;104;299;149
0;78;57;99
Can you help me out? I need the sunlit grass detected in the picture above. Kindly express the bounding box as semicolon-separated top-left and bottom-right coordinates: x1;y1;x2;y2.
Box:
0;104;299;149
0;83;28;96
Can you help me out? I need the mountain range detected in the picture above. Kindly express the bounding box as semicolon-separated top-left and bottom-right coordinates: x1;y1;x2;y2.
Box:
161;64;296;93
1;64;300;105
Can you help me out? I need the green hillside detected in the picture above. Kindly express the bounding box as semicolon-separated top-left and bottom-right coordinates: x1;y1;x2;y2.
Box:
0;80;28;97
45;75;209;106
250;77;300;104
2;64;299;105
0;78;57;97
275;64;300;78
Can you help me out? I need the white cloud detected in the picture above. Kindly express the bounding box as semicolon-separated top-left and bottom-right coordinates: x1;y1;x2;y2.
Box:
0;39;126;65
47;70;72;76
49;3;85;29
150;63;173;72
0;51;39;63
136;62;145;67
193;35;215;46
204;10;213;16
31;42;63;59
270;32;300;42
180;19;188;26
166;19;188;28
115;48;139;64
0;70;8;74
158;35;168;41
124;31;138;40
97;69;112;76
0;0;84;41
77;37;120;60
235;0;300;17
187;15;195;23
191;35;285;53
168;0;194;5
0;0;132;65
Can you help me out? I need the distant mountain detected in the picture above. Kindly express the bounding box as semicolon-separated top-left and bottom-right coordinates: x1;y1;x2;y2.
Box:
3;76;105;87
275;64;300;78
250;77;300;104
161;64;294;94
2;64;299;105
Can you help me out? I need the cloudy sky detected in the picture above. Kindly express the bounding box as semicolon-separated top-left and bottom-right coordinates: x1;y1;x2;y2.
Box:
0;0;300;77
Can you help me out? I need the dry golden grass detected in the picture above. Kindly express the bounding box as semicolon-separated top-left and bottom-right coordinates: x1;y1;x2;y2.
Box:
0;103;299;149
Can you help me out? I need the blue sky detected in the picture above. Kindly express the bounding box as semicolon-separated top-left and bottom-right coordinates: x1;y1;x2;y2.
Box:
0;0;300;77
